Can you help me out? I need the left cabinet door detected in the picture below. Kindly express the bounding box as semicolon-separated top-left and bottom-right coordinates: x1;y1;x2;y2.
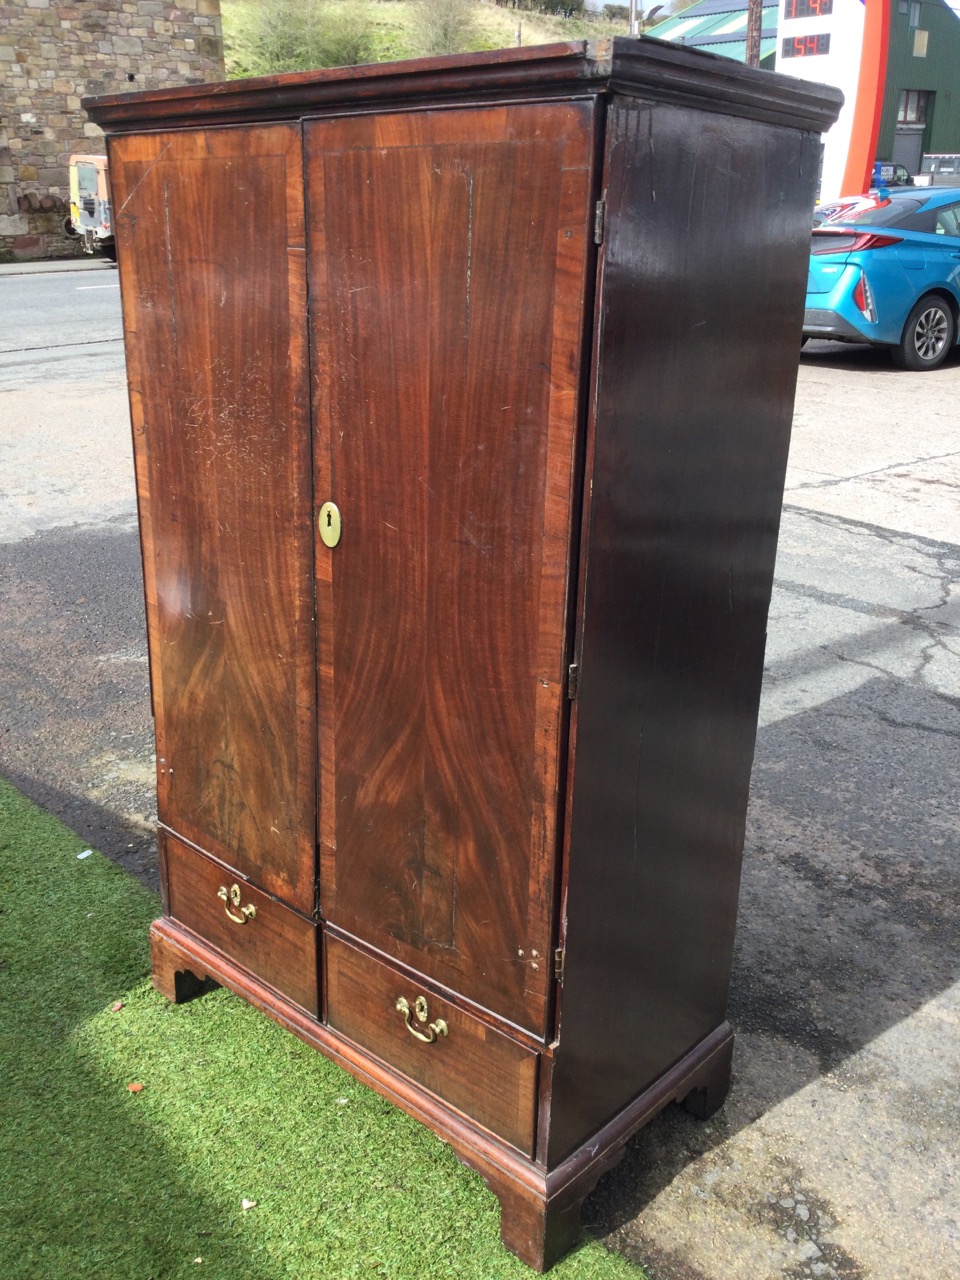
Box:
111;125;317;914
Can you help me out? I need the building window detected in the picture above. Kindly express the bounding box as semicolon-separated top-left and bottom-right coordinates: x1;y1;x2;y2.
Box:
899;90;931;123
913;28;929;56
910;2;921;25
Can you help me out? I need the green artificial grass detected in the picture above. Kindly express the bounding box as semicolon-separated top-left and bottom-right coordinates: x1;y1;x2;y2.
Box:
0;777;647;1280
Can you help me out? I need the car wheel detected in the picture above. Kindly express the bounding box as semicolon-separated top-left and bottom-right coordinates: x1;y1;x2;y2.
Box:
892;294;956;370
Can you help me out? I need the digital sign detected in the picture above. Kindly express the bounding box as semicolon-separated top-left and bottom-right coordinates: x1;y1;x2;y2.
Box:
784;0;833;18
781;33;832;56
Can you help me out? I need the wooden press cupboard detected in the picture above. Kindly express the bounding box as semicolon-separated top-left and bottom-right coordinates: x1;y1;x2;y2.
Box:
86;40;841;1270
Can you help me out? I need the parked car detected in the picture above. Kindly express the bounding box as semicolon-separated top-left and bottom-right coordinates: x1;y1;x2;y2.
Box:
66;154;116;261
814;194;885;225
803;187;960;370
871;161;913;189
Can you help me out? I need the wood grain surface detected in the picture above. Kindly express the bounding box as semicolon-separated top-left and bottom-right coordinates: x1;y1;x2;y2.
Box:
162;830;319;1014
110;125;317;912
307;102;596;1036
324;933;538;1154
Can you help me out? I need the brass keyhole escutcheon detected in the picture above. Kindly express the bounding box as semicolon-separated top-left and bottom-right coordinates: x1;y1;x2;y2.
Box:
319;501;341;549
396;995;448;1044
217;882;257;925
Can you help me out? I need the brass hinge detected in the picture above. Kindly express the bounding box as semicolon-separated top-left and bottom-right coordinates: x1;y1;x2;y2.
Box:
567;663;579;700
554;948;565;983
594;198;606;245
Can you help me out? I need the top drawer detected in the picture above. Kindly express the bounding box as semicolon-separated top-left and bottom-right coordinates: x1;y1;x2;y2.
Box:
324;933;539;1155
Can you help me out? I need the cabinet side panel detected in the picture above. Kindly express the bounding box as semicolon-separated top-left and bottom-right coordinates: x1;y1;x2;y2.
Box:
111;126;316;913
549;100;822;1160
308;104;595;1035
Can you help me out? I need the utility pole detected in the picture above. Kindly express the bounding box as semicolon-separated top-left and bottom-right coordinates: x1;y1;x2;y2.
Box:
746;0;763;66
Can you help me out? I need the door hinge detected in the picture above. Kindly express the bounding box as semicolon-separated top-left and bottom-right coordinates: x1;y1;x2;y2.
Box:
593;198;606;245
554;948;565;984
567;663;579;700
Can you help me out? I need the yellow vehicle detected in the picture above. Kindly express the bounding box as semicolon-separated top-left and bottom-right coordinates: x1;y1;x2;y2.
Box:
67;154;116;260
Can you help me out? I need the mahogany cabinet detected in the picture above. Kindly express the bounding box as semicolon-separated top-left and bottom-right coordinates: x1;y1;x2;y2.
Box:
87;40;840;1270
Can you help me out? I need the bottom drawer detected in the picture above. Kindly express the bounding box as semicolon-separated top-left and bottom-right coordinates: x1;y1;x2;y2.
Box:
162;831;319;1016
324;933;539;1155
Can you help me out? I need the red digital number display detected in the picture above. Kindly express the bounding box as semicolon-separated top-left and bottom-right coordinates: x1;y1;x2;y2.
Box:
784;0;833;18
781;33;831;57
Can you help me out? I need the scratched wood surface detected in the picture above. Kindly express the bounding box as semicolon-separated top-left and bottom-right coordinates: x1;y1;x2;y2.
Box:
110;125;317;912
308;103;596;1036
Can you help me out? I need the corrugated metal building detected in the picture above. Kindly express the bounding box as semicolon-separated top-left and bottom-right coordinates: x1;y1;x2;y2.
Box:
651;0;780;65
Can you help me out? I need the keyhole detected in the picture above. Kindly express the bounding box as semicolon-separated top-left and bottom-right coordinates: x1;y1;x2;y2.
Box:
319;501;340;548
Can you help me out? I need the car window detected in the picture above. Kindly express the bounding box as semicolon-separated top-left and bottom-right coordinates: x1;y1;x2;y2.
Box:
935;203;960;236
845;198;928;227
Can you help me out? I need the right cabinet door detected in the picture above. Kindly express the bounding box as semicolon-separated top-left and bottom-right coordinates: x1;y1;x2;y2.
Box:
306;102;596;1037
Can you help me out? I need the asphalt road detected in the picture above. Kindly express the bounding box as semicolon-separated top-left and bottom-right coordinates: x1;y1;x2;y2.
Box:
1;262;958;1280
0;265;125;388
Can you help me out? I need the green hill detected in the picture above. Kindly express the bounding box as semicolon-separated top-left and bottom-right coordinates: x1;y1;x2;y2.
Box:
220;0;629;79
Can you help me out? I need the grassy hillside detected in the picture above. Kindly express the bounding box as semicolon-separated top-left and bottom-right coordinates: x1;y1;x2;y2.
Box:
220;0;630;79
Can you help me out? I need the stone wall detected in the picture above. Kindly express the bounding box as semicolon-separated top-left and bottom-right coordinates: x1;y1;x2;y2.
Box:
1;0;224;262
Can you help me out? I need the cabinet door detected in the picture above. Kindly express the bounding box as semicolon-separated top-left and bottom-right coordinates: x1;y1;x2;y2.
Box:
307;103;595;1035
111;126;316;913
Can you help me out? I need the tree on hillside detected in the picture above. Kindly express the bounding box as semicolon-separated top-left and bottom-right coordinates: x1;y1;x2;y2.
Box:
414;0;479;57
243;0;375;73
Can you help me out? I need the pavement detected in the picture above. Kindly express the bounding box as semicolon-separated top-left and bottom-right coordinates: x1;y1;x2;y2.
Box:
0;255;111;276
0;261;958;1279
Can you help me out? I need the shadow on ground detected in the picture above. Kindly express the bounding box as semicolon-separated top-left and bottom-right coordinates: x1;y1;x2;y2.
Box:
583;669;960;1276
801;338;960;375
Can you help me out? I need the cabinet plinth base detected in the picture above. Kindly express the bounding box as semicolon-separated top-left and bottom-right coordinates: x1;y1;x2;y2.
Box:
149;916;733;1271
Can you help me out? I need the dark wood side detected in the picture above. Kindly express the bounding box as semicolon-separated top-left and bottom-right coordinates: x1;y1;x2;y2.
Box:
110;125;316;913
160;830;319;1015
548;97;825;1163
307;103;596;1037
610;35;842;130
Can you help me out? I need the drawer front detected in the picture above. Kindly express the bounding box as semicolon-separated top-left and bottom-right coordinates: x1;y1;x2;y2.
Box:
162;831;319;1015
324;934;538;1155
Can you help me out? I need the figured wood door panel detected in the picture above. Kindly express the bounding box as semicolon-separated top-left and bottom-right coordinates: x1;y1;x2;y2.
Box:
307;103;595;1035
110;126;316;912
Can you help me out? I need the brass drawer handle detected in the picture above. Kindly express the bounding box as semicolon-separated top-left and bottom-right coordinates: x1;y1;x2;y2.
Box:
396;994;448;1044
217;883;257;925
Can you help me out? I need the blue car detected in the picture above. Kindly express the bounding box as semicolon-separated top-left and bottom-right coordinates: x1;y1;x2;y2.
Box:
804;186;960;370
